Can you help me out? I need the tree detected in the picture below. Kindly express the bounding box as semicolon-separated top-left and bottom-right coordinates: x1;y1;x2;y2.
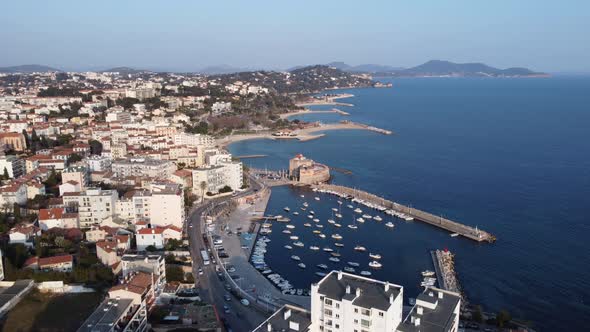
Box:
89;139;103;155
2;167;9;180
219;185;233;193
67;153;83;164
199;181;207;203
496;309;512;328
145;245;158;252
166;265;184;282
473;305;483;323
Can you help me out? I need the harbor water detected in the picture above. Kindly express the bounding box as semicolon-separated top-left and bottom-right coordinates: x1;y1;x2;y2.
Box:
229;77;590;330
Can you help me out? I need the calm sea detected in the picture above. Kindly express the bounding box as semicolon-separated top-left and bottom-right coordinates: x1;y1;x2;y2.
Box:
229;77;590;330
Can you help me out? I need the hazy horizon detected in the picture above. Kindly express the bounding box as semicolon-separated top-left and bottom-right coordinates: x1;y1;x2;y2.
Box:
2;0;589;72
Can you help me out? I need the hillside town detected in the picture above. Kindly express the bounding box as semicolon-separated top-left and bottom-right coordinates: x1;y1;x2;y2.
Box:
0;67;480;332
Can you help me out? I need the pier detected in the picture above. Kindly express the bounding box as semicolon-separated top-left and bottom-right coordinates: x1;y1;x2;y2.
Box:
312;183;496;243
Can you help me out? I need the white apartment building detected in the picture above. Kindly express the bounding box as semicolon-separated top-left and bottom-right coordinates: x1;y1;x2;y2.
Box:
206;153;244;191
86;155;112;172
62;165;89;188
112;157;176;179
396;287;461;332
118;184;185;229
0;155;25;179
311;271;404;332
192;165;226;196
172;132;215;147
62;188;118;228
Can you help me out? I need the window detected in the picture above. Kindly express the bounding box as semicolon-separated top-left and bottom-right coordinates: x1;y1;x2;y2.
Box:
361;319;371;328
354;308;359;313
335;324;339;329
325;299;333;306
354;319;358;324
361;309;371;316
378;312;384;317
335;314;340;319
335;303;340;308
324;309;333;317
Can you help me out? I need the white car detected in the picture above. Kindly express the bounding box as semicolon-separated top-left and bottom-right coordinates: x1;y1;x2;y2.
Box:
198;268;204;275
240;299;250;306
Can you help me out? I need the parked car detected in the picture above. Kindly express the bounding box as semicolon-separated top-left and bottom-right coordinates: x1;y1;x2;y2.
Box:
240;299;250;306
224;293;231;301
223;304;230;313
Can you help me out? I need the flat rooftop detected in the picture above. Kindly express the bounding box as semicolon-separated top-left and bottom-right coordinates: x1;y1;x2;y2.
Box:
397;288;461;332
0;280;33;309
77;298;134;332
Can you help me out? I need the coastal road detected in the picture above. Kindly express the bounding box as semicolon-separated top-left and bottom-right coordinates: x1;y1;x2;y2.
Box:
187;176;267;331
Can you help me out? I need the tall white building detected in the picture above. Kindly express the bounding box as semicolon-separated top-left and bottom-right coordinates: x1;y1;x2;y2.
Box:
396;287;461;332
311;271;404;332
62;188;118;228
112;157;176;179
173;132;215;147
0;155;25;179
117;183;185;229
86;155;112;172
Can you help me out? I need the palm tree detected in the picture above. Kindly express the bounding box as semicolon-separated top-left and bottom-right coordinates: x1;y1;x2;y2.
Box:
199;181;207;203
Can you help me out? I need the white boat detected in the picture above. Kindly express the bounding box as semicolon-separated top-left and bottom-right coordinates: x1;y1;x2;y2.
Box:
347;205;354;209
369;261;382;268
313;230;321;234
360;271;372;276
334;223;342;228
298;263;306;268
328;257;340;262
310;211;315;215
289;235;299;240
286;225;295;229
348;224;358;229
344;267;356;273
293;241;304;247
284;207;290;212
314;197;320;201
327;219;335;224
284;245;292;250
362;214;372;219
334;243;344;247
293;211;299;216
332;208;338;212
385;222;394;228
421;270;435;277
282;230;291;234
300;195;305;198
316;224;324;228
317;264;328;269
354;208;362;213
313;218;320;222
315;272;326;277
356;218;365;223
319;234;326;238
331;234;343;240
354;245;366;252
335;213;343;218
338;200;343;205
373;215;383;221
310;246;320;251
348;262;360;267
450;233;459;237
301;207;306;211
369;253;382;259
304;223;312;227
291;255;300;261
303;202;309;207
331;252;341;257
308;215;313;219
323;247;334;252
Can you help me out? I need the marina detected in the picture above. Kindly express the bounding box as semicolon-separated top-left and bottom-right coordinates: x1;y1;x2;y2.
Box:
311;184;496;243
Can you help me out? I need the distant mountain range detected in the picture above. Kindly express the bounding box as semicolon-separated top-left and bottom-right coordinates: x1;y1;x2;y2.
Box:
375;60;547;77
0;64;61;73
0;60;547;77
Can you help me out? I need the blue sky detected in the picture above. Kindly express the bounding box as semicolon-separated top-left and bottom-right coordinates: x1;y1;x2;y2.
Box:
1;0;588;72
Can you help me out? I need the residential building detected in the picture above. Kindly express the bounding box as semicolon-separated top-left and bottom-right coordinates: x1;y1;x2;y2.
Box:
0;132;27;151
310;271;404;332
86;155;112;172
0;154;25;178
77;296;147;332
38;207;79;230
253;305;312;332
62;188;118;228
62;165;89;188
396;287;461;332
112;157;176;179
8;224;40;247
25;254;74;272
136;227;165;251
172;132;215;147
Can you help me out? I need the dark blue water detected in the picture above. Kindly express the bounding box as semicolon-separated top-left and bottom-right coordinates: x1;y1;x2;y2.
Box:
229;77;590;330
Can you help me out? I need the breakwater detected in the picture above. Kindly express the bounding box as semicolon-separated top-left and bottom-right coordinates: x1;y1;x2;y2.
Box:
311;183;496;243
